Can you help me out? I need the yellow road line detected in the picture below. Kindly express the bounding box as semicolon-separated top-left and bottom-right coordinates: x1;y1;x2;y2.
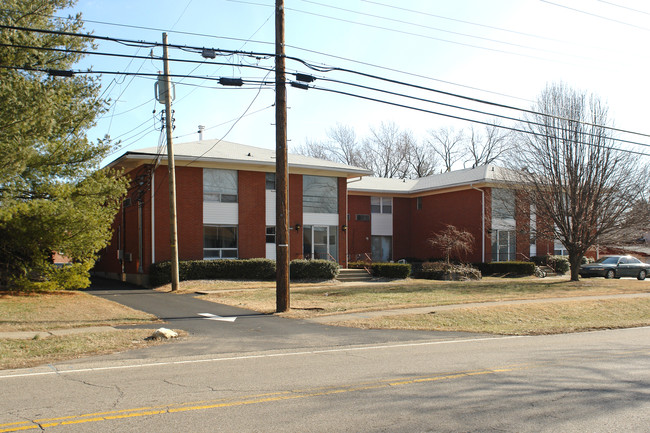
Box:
0;365;525;432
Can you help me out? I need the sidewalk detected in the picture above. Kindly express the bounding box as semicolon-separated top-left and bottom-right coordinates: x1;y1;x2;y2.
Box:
305;292;650;324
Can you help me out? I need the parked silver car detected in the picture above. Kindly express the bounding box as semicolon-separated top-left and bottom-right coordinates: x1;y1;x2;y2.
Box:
579;255;650;280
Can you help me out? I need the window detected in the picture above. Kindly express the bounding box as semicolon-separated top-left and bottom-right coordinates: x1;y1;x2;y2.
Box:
356;214;370;222
492;188;515;220
371;197;392;214
303;176;338;213
416;197;422;210
203;226;238;259
266;226;276;243
265;173;276;190
491;229;516;261
372;236;392;262
204;169;238;202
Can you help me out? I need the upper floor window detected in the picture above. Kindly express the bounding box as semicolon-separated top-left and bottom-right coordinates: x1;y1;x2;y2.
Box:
303;175;338;213
204;168;237;202
265;173;276;190
371;196;392;214
416;197;422;210
492;188;515;220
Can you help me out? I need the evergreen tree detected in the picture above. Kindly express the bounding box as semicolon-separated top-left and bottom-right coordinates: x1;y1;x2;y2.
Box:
0;0;127;289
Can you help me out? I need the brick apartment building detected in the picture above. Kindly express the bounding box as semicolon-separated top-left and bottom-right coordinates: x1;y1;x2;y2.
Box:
94;140;371;285
94;141;553;285
347;165;555;264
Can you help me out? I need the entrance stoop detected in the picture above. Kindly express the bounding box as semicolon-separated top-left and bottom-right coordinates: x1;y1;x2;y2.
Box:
337;268;373;282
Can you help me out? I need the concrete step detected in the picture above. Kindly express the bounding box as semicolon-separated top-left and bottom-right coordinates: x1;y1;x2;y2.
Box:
337;268;373;282
539;265;558;276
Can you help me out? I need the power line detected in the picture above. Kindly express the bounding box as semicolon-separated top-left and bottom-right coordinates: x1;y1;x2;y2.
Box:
540;0;650;31
5;23;650;145
595;0;650;16
359;0;572;45
2;6;538;106
311;74;650;150
310;84;650;158
229;0;575;65
284;57;650;141
296;0;586;60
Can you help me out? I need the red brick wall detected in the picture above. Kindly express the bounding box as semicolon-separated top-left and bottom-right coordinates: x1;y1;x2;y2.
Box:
348;195;371;261
238;171;265;258
393;197;412;261
288;174;303;260
515;191;531;261
153;165;203;264
403;189;485;262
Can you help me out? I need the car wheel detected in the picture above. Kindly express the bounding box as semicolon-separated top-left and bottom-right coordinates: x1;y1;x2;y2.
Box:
605;270;615;279
638;270;646;281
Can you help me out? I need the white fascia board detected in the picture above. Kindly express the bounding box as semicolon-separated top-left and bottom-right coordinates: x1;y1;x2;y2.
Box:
112;152;372;178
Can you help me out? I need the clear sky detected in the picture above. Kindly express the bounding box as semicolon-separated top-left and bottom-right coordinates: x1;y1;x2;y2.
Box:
63;0;650;166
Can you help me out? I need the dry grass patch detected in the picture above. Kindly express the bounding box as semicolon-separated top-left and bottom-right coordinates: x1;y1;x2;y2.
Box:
0;329;184;370
192;277;650;318
0;291;181;370
337;299;650;335
0;291;159;332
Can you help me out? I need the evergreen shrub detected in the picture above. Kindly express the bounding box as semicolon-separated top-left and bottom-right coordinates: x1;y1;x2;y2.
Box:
370;263;411;279
290;259;339;280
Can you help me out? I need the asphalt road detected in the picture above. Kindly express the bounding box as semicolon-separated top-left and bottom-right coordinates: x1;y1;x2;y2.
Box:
0;279;648;432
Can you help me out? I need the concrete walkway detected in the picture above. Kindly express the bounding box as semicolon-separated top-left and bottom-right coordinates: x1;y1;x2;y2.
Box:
2;292;648;339
305;292;650;324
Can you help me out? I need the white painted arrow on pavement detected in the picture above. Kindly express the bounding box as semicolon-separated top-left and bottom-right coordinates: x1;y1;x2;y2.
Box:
198;313;237;322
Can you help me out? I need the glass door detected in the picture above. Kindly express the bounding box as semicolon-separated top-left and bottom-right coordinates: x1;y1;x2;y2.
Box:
313;226;328;260
303;225;338;261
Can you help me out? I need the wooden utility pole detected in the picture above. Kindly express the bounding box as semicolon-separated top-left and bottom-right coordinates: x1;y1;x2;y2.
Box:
275;0;290;312
162;33;180;291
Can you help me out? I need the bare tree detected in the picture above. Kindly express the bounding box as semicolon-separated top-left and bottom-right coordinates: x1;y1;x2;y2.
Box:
428;224;474;264
362;121;411;178
293;123;362;166
511;82;650;281
465;123;513;168
407;137;438;178
427;127;464;172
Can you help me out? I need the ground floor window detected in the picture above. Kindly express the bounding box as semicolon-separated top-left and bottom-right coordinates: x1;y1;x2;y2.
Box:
491;229;515;261
372;235;392;262
303;225;338;261
554;240;568;256
266;226;276;244
204;225;238;259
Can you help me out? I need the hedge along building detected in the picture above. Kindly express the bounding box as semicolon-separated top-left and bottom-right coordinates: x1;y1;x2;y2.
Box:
346;165;556;264
94;140;371;286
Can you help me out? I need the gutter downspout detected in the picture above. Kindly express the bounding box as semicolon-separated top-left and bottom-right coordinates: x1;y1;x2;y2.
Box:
471;184;485;263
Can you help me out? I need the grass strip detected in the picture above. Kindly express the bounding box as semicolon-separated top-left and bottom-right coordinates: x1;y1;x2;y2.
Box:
0;329;180;370
335;299;650;335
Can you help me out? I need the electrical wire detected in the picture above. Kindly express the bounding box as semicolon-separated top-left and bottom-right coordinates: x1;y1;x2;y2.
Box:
309;84;650;158
296;0;587;60
4;23;650;147
540;0;650;31
310;75;650;149
595;0;650;16
184;70;274;166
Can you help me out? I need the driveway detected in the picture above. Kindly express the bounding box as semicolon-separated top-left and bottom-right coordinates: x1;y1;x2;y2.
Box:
85;278;485;359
